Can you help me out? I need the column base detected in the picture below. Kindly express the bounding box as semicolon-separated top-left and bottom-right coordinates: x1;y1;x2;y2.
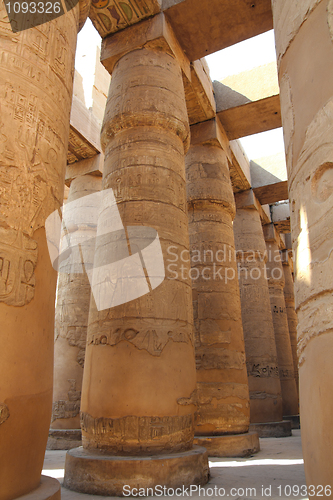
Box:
250;420;292;438
193;432;260;457
283;415;300;429
47;429;82;450
64;445;209;496
16;476;61;500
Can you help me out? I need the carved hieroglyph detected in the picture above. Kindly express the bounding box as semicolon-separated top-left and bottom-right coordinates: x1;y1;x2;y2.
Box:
264;235;299;417
52;174;102;429
0;2;79;306
0;1;88;498
80;46;197;455
186;143;250;436
233;206;283;424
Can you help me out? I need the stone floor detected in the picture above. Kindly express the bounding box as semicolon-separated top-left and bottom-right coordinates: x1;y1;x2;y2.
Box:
43;430;307;499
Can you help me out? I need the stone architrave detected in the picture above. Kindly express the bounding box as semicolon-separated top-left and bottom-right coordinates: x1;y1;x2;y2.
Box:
185;119;259;457
64;13;208;495
233;190;290;438
281;249;299;397
272;0;333;487
49;168;102;450
263;224;299;418
0;1;90;499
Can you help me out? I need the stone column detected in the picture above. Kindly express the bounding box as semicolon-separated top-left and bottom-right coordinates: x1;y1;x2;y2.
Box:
263;224;299;419
272;0;333;487
281;249;299;398
49;160;102;450
0;2;89;499
233;191;290;438
185;119;259;457
64;14;208;496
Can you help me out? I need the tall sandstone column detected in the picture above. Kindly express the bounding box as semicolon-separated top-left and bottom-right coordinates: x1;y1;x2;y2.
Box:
233;190;290;438
273;0;333;489
263;224;299;419
281;249;299;399
0;2;89;499
64;14;208;496
49;165;102;449
186;119;259;457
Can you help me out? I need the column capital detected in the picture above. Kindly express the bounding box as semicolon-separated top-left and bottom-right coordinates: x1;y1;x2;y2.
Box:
65;154;104;187
263;223;285;249
235;189;271;224
101;13;190;79
190;117;230;154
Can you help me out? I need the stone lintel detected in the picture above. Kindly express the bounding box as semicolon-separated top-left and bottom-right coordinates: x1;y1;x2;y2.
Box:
235;189;271;224
184;58;216;125
263;222;285;249
217;94;282;140
65;154;104;186
101;13;190;80
253;180;289;205
69;95;102;164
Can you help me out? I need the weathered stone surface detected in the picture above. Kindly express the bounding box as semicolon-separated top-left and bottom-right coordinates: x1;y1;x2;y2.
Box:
273;0;333;485
233;200;283;424
249;420;292;438
272;0;322;66
51;174;102;431
194;432;260;458
186;129;250;439
0;1;88;497
264;228;299;418
64;446;209;496
79;43;197;459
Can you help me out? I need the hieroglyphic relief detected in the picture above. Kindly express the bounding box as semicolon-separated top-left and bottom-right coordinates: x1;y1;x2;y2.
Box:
81;412;193;454
51;379;81;422
0;4;79;304
0;228;37;306
87;320;193;356
248;363;279;378
89;0;161;38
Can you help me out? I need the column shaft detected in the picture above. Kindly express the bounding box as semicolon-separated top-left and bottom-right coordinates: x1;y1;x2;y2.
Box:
234;197;283;424
81;46;196;455
273;0;333;487
264;228;299;418
186;143;250;436
51;174;102;431
0;3;86;499
281;250;299;396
